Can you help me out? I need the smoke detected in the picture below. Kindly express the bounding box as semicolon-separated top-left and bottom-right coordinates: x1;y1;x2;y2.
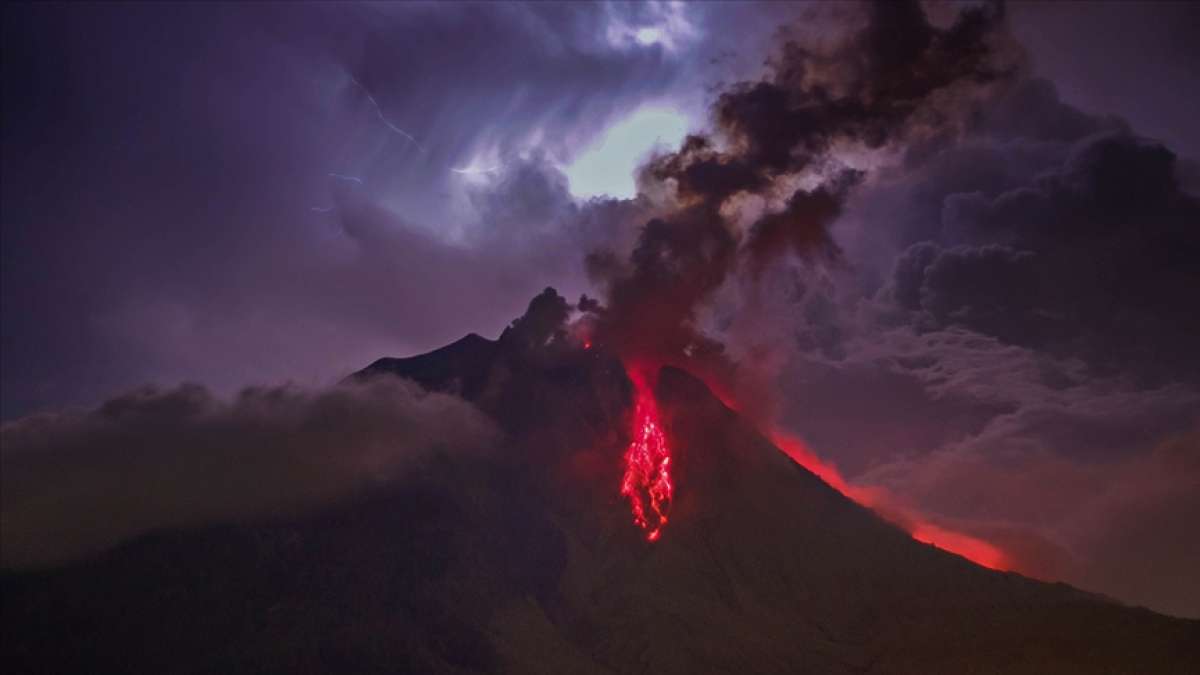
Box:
1;378;498;568
581;0;1020;382
556;0;1046;572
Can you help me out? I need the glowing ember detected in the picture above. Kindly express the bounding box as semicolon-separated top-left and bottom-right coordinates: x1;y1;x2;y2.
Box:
620;368;673;541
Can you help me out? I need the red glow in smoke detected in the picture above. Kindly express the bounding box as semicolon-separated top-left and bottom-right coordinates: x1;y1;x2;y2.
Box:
770;432;1008;570
620;367;674;542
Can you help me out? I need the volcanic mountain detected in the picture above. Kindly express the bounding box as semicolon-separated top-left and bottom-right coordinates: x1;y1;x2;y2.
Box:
4;303;1198;673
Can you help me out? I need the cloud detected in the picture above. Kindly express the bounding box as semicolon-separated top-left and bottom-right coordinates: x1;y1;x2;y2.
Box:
1;377;498;568
923;132;1200;380
0;1;702;418
776;315;1200;616
859;424;1200;618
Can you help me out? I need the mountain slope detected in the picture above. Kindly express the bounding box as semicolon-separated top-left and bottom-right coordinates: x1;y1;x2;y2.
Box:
4;333;1197;674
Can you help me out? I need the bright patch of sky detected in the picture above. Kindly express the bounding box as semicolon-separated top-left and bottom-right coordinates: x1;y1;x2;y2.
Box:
605;1;698;53
563;107;691;199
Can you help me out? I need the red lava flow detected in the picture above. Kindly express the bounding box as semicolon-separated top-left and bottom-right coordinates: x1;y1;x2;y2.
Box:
613;362;1006;568
619;367;674;542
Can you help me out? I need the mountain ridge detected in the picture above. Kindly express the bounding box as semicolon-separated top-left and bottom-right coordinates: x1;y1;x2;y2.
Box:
4;331;1197;674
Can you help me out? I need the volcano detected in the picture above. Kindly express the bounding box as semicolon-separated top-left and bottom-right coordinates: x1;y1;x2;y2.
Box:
3;309;1198;674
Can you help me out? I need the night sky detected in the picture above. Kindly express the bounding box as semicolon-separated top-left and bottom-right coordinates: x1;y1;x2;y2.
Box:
3;2;1199;618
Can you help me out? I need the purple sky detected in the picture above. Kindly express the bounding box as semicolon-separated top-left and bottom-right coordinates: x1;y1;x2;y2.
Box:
3;2;1199;617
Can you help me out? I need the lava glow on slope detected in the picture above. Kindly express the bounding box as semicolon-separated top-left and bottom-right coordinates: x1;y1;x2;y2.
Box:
770;432;1009;571
620;367;674;542
611;361;1006;566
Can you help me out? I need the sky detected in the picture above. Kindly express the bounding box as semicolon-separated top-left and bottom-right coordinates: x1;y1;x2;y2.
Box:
3;1;1199;618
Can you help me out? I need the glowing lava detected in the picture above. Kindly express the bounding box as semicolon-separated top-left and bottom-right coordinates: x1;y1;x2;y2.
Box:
770;432;1009;571
620;368;673;541
610;362;1007;566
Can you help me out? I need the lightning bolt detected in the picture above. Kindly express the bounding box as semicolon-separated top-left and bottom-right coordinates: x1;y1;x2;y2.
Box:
449;165;502;175
311;173;363;212
350;76;425;152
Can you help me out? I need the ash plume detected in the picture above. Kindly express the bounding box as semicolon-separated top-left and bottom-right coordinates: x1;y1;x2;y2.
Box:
582;0;1020;378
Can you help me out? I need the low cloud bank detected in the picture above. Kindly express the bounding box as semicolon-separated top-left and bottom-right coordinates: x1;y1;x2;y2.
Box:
1;378;497;568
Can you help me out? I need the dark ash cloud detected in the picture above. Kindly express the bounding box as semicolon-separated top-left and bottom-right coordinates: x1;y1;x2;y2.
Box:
910;131;1200;382
1;378;497;568
582;0;1020;382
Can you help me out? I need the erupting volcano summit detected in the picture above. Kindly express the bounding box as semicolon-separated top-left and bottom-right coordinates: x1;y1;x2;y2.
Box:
5;303;1199;673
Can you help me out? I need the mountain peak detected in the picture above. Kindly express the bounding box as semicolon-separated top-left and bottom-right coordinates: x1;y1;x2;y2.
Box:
5;337;1198;673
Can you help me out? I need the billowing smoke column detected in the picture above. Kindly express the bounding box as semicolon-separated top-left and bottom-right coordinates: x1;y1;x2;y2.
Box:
583;0;1016;374
581;1;1021;555
619;367;673;541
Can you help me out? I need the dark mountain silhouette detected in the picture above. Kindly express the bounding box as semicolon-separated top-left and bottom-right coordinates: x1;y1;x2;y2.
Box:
4;323;1198;674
